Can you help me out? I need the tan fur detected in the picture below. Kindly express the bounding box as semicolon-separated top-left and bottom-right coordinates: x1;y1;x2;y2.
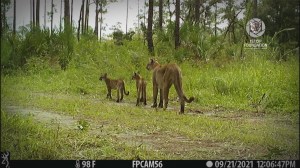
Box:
146;59;194;114
99;73;129;102
132;72;147;106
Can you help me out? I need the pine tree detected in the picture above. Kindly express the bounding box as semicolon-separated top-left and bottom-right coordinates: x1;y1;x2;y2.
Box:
147;0;154;54
36;0;40;27
13;0;16;35
158;0;163;30
174;0;180;49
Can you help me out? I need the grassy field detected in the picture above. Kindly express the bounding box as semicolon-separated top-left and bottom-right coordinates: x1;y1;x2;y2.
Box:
1;39;299;159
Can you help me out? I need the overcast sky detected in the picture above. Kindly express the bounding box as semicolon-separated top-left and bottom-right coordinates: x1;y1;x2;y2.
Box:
6;0;232;38
6;0;145;37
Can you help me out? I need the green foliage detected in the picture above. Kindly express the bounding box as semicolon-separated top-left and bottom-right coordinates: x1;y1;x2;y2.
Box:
112;30;124;45
1;35;13;67
258;0;299;47
111;30;135;45
173;46;192;62
0;25;75;71
0;0;11;32
2;38;299;113
20;28;50;57
24;57;52;74
214;78;230;95
81;27;99;41
56;25;75;70
1;32;27;69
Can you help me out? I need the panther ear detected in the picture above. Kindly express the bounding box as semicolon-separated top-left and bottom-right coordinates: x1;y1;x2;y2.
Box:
150;58;154;63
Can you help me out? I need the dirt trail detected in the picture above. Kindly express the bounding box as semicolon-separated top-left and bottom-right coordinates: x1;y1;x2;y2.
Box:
2;91;299;159
2;105;229;158
5;92;288;159
4;105;78;130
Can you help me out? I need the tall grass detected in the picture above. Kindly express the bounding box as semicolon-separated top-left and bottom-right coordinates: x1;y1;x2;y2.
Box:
2;37;298;113
182;52;299;113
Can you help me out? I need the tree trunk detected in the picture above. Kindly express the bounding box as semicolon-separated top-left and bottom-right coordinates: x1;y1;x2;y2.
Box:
51;0;53;34
214;2;217;36
232;20;236;43
71;0;74;27
147;0;154;54
44;0;46;29
81;0;85;34
59;0;62;32
186;1;192;22
13;0;16;35
30;0;32;27
1;1;4;37
64;0;70;30
78;0;84;40
99;1;103;42
167;0;172;21
85;0;89;32
174;0;180;49
126;0;129;34
33;0;35;27
158;0;163;30
194;0;200;24
61;0;71;70
36;0;40;27
253;0;257;18
138;0;140;35
143;0;146;45
224;9;241;44
94;0;99;37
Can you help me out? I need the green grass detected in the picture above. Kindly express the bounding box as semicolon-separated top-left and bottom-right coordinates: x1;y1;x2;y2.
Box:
3;39;299;113
181;53;299;113
1;89;299;159
1;39;299;159
1;110;166;159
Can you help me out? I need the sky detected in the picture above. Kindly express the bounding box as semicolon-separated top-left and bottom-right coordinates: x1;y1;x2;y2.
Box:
6;0;145;37
6;0;233;38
